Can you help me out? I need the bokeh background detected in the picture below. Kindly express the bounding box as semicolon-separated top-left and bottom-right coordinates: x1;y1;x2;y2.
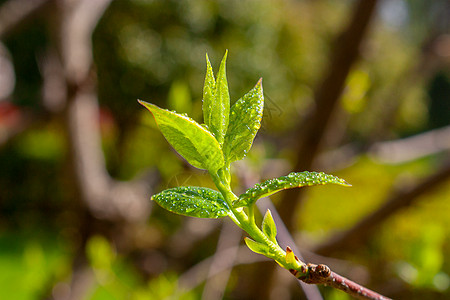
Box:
0;0;449;299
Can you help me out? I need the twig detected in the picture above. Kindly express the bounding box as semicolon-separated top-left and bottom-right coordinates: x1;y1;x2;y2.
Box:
298;263;391;300
258;199;392;300
239;161;391;299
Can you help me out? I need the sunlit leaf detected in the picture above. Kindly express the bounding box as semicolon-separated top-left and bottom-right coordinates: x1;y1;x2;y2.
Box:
139;100;224;172
234;171;351;208
244;237;271;256
210;51;230;145
262;209;277;243
223;79;264;162
152;186;231;219
202;53;215;127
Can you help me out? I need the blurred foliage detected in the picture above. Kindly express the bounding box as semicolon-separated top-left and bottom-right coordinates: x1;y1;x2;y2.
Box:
0;230;71;300
85;235;199;299
0;0;449;299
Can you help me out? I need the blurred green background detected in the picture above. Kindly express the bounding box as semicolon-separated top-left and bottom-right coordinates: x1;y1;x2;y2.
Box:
0;0;449;299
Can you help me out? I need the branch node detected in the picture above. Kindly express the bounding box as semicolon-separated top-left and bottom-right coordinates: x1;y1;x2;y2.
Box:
302;263;331;284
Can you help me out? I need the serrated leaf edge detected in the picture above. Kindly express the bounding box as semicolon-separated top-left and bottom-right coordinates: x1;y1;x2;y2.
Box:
138;100;225;172
234;171;351;208
151;186;231;219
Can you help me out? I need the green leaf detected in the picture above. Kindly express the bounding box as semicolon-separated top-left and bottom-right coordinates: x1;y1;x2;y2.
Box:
223;79;264;162
244;237;272;257
152;186;231;219
262;209;277;244
202;53;215;127
210;50;230;145
234;171;351;208
139;100;224;171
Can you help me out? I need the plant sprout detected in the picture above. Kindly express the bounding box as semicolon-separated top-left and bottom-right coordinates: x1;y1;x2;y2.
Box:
139;51;391;300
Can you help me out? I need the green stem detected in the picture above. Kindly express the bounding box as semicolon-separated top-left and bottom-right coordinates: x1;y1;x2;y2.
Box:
247;205;255;224
210;170;287;266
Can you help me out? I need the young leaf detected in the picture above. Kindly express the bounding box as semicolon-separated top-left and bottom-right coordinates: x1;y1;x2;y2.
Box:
202;53;215;127
210;51;230;145
152;186;231;219
244;237;272;257
139;100;224;172
234;171;351;208
262;209;277;244
223;79;264;162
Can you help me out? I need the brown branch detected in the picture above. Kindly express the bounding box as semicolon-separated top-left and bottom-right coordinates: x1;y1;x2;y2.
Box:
260;198;392;299
297;263;391;300
314;161;450;256
278;0;379;230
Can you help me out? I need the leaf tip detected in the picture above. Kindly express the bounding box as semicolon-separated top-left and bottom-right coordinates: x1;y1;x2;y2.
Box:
221;50;228;64
340;179;352;187
205;52;212;65
137;99;154;111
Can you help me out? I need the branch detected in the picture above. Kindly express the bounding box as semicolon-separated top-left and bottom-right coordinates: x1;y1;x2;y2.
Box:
314;161;450;255
236;160;392;299
297;262;391;300
257;198;391;299
179;242;391;300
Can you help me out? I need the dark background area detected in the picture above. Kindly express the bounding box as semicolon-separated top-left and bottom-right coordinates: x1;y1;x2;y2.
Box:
0;0;449;299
